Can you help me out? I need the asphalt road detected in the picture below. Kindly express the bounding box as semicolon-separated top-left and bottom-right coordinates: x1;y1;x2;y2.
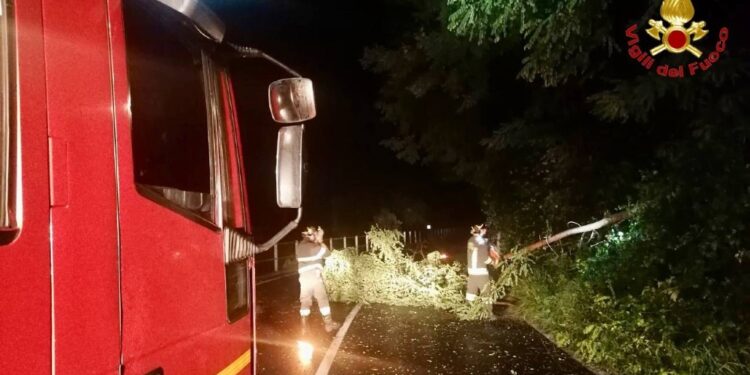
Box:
255;272;594;375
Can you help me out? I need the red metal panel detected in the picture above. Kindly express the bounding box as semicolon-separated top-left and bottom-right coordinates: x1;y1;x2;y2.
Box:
48;137;68;207
106;0;252;372
42;0;121;373
0;0;51;373
121;315;252;374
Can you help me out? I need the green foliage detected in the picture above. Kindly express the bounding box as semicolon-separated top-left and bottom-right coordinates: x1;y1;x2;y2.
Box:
453;249;535;320
515;232;750;375
364;0;750;373
324;226;467;312
361;25;495;172
446;0;616;86
325;226;536;321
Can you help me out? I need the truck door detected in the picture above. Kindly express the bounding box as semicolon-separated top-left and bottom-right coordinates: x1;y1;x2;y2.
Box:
0;0;53;373
110;0;251;373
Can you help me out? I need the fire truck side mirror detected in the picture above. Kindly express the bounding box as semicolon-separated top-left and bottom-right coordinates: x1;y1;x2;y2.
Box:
276;125;304;208
268;78;316;124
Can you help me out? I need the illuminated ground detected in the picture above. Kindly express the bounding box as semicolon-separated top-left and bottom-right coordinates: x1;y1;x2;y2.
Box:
255;272;594;375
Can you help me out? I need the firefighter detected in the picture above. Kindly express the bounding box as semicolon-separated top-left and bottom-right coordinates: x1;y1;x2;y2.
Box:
297;226;341;333
466;224;500;317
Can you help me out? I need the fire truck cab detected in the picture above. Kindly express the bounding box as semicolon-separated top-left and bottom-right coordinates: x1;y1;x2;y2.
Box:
0;0;312;373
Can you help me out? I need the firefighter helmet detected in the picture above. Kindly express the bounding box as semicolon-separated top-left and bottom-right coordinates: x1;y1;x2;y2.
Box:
302;226;323;239
470;224;487;235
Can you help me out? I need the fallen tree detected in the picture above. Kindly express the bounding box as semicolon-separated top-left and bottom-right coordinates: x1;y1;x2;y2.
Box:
461;211;634;319
324;213;634;320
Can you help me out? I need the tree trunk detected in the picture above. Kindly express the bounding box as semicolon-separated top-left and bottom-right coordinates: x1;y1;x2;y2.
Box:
518;211;632;255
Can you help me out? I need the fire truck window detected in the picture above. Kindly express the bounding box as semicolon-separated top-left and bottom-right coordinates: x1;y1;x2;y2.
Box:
123;0;213;220
0;0;19;244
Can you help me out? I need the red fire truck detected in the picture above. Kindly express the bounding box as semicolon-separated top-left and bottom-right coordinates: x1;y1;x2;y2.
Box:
0;0;314;373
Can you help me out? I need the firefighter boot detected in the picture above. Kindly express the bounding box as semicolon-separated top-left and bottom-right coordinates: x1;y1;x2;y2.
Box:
323;315;340;333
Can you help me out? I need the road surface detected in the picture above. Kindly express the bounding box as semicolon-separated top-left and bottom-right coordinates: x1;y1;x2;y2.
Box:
255;271;594;375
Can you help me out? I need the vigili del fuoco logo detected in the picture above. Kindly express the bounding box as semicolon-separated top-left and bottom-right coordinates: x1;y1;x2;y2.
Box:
625;0;729;78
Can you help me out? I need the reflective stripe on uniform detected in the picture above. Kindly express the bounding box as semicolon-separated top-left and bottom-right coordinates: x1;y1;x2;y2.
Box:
320;306;331;316
300;308;311;316
298;264;324;274
468;267;488;275
297;248;327;262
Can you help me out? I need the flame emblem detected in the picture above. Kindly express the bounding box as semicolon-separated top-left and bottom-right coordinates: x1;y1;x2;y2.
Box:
646;0;708;57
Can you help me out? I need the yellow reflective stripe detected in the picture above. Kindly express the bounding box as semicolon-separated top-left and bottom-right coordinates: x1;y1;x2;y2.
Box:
217;350;251;375
297;248;326;262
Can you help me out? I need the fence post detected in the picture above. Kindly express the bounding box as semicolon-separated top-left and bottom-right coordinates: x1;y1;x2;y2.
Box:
366;235;369;251
355;235;359;250
273;244;279;272
343;237;347;248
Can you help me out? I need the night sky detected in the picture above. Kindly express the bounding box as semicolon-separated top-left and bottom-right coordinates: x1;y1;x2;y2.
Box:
205;0;482;239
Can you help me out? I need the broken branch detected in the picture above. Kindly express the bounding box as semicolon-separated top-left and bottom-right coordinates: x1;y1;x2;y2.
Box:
518;211;632;255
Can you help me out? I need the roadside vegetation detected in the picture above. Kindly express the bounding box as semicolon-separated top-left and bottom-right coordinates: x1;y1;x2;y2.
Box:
513;221;749;375
326;221;749;374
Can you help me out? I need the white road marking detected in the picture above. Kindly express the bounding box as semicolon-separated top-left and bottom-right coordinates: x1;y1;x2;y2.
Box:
314;303;363;375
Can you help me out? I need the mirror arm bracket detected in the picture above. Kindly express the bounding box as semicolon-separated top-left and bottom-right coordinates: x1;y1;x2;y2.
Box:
223;208;302;262
258;207;303;252
227;43;302;78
